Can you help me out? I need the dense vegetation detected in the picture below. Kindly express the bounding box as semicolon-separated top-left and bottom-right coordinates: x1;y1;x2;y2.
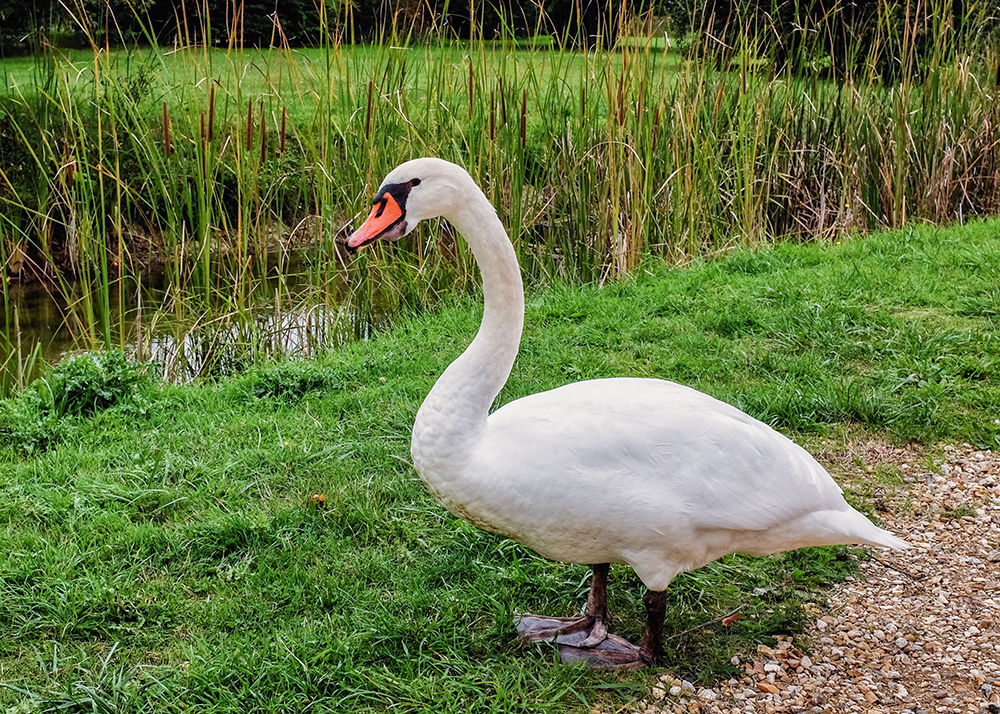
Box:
665;0;1000;81
1;219;998;712
2;28;998;357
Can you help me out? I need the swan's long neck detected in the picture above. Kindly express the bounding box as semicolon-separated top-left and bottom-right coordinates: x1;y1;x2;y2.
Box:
412;184;524;463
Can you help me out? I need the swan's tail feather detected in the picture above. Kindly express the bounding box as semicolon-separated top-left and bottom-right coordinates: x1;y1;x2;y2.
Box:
832;509;911;550
857;527;911;550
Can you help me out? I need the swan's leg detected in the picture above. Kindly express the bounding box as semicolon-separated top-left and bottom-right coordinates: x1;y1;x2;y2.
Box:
514;563;611;642
638;589;668;663
557;587;667;669
577;562;609;646
517;569;669;669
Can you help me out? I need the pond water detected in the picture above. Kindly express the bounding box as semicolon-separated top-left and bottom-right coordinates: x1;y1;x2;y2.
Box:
0;258;381;394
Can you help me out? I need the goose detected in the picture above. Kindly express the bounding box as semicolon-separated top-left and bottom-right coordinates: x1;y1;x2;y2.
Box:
346;157;909;668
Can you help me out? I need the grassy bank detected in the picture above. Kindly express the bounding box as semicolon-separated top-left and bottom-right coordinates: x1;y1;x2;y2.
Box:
1;219;998;712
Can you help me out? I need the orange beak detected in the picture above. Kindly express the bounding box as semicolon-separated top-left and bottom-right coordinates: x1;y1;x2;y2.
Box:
346;192;406;252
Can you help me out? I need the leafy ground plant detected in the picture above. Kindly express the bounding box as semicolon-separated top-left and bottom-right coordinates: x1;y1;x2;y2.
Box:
1;219;998;712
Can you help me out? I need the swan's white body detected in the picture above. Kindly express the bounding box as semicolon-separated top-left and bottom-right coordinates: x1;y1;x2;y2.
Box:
348;157;907;663
419;376;903;590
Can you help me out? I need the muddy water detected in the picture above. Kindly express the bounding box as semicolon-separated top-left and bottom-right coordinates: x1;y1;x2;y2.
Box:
0;262;379;393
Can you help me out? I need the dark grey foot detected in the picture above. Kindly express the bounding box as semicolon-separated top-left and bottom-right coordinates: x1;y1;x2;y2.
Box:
555;628;647;669
514;614;591;642
514;613;649;669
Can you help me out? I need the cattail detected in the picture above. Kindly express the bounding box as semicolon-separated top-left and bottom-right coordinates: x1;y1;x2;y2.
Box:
468;61;474;119
366;80;373;139
260;100;267;163
163;102;172;157
200;112;208;177
652;104;661;153
500;77;507;124
520;90;527;149
399;60;409;119
489;91;495;142
712;83;725;124
63;140;75;185
279;106;286;155
246;98;253;152
208;85;216;141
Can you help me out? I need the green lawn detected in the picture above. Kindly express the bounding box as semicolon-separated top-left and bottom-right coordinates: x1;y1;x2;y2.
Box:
2;42;679;127
1;217;998;712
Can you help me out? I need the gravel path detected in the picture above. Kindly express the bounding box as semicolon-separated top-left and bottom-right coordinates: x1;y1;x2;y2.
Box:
631;442;1000;714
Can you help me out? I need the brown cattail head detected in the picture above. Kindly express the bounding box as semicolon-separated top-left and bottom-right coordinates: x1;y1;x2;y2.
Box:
366;80;374;139
260;100;267;163
520;90;527;149
652;104;661;153
489;91;495;143
208;85;216;142
246;98;254;152
63;139;75;185
163;102;172;157
280;106;286;155
500;77;507;124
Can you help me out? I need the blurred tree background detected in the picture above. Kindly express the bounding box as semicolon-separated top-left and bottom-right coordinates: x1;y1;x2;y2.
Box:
0;0;651;54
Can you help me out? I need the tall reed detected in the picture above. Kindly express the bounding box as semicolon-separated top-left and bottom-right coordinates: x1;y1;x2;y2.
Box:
0;1;998;391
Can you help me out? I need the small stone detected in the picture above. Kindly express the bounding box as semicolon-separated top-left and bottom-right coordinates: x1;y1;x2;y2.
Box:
698;688;717;700
669;686;682;696
666;445;1000;714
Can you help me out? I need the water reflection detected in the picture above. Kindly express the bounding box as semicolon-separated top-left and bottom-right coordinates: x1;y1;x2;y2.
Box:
1;256;381;393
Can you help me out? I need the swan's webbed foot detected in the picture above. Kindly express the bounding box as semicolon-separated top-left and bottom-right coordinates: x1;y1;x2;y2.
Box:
515;565;668;670
514;613;650;669
514;613;592;642
514;563;654;669
555;628;648;669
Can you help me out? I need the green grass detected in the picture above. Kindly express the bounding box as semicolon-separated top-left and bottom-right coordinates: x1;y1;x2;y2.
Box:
1;218;998;711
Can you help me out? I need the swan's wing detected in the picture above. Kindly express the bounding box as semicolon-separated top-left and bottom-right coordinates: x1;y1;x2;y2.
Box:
487;378;845;533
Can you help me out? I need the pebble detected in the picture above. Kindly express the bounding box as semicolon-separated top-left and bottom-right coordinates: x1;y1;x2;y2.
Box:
605;442;1000;714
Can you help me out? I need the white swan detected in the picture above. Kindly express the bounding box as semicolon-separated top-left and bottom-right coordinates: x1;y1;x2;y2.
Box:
346;157;909;668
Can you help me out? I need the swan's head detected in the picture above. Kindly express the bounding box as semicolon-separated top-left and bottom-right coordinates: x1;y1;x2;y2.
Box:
346;157;471;253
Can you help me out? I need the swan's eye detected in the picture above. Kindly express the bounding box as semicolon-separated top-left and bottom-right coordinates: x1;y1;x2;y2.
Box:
410;178;421;187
